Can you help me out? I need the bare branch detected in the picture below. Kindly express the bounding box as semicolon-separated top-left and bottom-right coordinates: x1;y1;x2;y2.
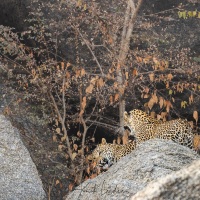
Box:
75;27;104;75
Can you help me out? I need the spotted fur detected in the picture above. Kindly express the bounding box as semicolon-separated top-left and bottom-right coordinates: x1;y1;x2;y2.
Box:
88;138;136;167
124;109;194;149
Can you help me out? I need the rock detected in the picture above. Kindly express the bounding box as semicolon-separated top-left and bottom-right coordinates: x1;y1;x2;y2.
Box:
0;114;46;200
66;139;199;200
131;159;200;200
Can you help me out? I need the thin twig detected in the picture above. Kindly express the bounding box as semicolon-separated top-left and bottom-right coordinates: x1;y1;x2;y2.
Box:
75;27;104;75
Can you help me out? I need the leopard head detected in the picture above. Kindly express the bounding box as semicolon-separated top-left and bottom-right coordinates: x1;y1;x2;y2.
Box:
124;109;157;135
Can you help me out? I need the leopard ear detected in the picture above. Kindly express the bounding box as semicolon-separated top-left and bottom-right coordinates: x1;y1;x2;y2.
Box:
101;138;107;145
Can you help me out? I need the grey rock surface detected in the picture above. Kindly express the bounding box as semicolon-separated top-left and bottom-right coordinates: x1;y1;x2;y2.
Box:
66;139;199;200
131;159;200;200
0;114;46;200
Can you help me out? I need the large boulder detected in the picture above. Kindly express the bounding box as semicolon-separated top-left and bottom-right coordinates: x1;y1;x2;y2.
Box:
0;114;46;200
131;159;200;200
66;139;199;200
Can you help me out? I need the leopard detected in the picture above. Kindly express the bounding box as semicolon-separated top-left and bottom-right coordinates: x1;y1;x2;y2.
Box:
88;138;136;168
124;109;194;149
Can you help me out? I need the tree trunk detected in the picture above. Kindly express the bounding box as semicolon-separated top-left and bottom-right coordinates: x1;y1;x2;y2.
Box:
117;0;143;135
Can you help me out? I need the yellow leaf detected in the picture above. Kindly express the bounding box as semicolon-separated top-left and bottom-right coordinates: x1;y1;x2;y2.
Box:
83;3;87;11
169;89;173;95
181;101;187;108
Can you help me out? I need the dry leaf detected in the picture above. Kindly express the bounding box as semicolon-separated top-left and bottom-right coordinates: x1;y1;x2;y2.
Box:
136;56;143;63
166;101;173;113
56;128;61;134
150;111;156;118
133;68;138;76
193;111;198;125
72;152;77;160
90;173;97;179
167;73;173;81
73;144;78;151
66;71;70;78
78;149;83;154
109;95;113;105
149;73;154;82
86;84;94;94
193;135;200;151
81;68;86;76
189;94;194;105
144;87;149;93
166;81;169;89
122;131;129;144
153;57;159;64
68;183;74;191
114;93;119;101
159;97;164;108
91;137;95;143
148;98;155;110
161;112;167;121
117;137;121;144
157;114;161;120
52;134;57;142
143;94;149;99
76;69;81;78
58;144;64;151
97;78;104;88
125;72;129;80
77;131;81;137
86;166;90;174
61;134;67;142
55;180;60;185
61;62;65;70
